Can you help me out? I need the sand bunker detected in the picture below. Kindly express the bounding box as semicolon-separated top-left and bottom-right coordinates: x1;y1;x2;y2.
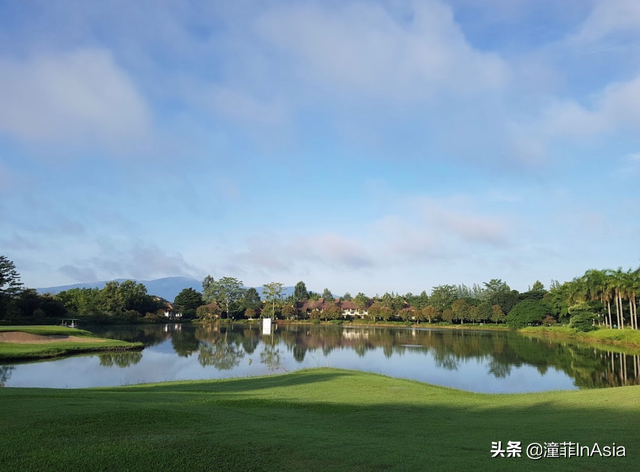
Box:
0;332;105;344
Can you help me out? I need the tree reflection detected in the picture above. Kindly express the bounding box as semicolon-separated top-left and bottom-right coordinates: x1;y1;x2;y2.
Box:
260;343;282;371
198;341;245;370
242;330;259;355
171;329;200;357
99;352;143;367
488;360;511;378
292;344;307;363
1;365;15;386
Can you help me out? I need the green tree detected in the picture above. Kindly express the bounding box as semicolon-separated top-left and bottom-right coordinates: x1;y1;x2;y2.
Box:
118;280;156;314
262;282;284;320
322;288;334;302
451;299;470;324
531;280;545;292
242;287;262;311
0;255;23;298
406;291;429;310
100;281;125;315
354;292;369;311
202;276;245;320
442;308;454;323
506;299;552;328
322;303;342;321
422;305;439;323
430;285;458;311
476;302;492;323
196;303;222;322
293;281;309;301
398;307;415;322
281;304;298;320
568;302;597;332
0;256;23;320
174;288;204;319
490;305;505;323
342;292;353;301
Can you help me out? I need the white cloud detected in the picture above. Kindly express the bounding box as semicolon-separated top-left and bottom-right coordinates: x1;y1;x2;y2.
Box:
255;1;507;101
235;232;375;273
59;241;201;282
541;74;640;138
570;0;640;45
410;196;510;247
228;194;511;277
0;49;151;150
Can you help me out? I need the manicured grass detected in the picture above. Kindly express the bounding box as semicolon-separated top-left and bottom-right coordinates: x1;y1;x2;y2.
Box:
0;325;97;337
1;368;638;471
521;326;640;350
0;326;143;361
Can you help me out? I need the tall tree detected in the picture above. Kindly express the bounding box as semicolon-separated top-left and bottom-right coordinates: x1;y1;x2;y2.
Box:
293;281;309;301
262;282;284;320
0;256;23;319
354;292;369;313
429;285;458;312
202;276;245;319
0;255;23;298
173;288;204;318
322;288;334;302
451;299;470;324
242;287;262;311
100;281;125;315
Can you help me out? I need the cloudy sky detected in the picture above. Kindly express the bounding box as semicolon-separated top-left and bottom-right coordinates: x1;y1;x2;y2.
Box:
1;0;639;295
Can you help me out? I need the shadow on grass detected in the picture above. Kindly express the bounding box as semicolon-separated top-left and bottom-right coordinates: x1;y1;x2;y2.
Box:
113;368;358;394
1;369;639;471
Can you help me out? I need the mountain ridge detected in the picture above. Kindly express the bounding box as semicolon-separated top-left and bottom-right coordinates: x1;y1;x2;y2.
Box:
36;277;297;301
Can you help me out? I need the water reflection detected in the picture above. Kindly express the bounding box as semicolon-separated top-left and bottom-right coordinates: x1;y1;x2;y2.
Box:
1;324;639;392
1;365;14;387
98;352;143;368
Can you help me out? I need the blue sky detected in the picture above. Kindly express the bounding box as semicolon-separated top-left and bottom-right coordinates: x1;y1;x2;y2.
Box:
1;0;639;295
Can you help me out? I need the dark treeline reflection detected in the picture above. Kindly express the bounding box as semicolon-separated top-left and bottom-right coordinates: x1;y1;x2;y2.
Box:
87;324;640;389
1;365;15;386
99;352;143;368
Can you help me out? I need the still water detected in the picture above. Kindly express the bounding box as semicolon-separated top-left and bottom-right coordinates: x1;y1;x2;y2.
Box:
1;323;639;393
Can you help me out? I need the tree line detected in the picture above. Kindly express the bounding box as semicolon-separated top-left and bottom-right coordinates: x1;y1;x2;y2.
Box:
2;254;640;331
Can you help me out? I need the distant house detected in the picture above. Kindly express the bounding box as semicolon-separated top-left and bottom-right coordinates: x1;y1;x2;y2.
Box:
163;302;182;320
298;298;369;319
337;299;368;318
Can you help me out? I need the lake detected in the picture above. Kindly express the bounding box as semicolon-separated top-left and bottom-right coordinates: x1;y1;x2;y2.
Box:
1;323;638;393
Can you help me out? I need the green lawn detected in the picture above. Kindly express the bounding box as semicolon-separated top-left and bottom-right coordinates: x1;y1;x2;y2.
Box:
0;325;97;337
0;325;143;361
1;368;637;471
520;326;640;350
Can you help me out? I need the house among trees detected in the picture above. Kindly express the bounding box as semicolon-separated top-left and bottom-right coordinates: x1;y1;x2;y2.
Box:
298;298;370;319
163;302;182;320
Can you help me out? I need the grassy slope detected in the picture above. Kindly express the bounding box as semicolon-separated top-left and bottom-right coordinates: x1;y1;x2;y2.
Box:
0;325;97;336
0;326;143;361
1;369;638;472
520;326;640;350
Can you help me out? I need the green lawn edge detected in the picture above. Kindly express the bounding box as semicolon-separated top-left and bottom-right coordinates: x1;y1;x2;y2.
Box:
520;326;640;351
1;368;638;472
0;325;143;361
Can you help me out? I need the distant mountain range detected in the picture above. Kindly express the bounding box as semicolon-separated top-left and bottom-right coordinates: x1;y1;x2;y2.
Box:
36;277;296;302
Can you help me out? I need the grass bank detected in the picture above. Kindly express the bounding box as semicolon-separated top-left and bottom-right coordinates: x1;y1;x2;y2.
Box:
0;325;143;361
520;326;640;350
1;368;638;471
